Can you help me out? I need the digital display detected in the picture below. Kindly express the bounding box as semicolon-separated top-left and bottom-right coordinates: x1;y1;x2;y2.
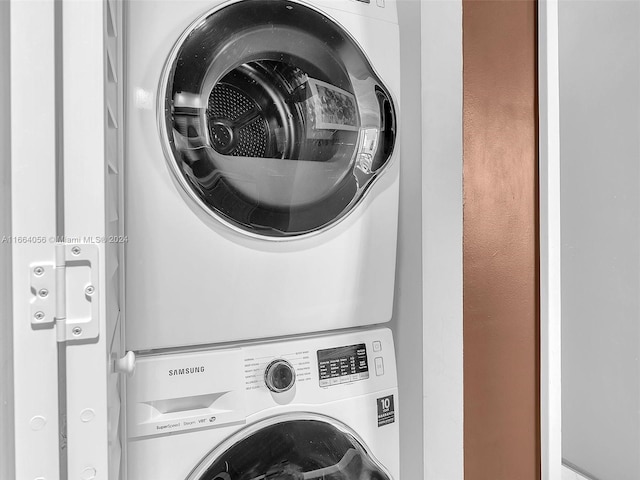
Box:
317;343;369;387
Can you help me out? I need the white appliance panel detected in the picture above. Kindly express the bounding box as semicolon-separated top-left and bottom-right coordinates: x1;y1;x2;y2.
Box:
126;328;399;479
124;0;401;350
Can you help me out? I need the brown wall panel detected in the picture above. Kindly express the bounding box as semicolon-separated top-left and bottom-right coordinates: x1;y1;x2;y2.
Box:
463;1;539;479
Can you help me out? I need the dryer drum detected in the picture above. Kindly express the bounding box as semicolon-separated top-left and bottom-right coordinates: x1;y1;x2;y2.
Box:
205;61;307;160
161;0;397;237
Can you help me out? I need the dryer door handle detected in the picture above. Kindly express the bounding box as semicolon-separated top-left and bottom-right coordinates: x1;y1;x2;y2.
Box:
372;87;397;173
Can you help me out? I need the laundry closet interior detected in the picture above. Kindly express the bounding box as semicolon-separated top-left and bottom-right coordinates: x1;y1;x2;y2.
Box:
2;0;462;479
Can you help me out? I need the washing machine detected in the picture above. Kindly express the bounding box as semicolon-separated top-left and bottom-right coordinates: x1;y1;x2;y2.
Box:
126;327;399;479
124;0;401;351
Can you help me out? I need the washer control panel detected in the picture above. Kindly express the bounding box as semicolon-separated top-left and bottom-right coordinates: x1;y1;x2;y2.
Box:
317;343;369;387
127;329;395;438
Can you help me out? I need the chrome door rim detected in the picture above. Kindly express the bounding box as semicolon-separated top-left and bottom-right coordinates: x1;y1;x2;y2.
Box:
157;0;399;241
185;411;394;480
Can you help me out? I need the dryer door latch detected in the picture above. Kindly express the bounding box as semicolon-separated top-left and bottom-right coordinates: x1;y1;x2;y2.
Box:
29;243;100;343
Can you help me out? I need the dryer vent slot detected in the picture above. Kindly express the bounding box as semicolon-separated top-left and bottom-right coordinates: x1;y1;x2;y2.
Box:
146;392;225;414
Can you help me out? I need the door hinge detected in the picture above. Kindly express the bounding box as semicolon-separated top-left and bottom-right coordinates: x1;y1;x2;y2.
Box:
30;243;100;343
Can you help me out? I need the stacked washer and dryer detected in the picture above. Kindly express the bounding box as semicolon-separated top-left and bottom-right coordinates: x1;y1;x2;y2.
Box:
123;0;401;478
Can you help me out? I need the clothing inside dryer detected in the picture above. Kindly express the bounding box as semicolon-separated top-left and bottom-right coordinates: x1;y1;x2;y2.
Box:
195;419;390;480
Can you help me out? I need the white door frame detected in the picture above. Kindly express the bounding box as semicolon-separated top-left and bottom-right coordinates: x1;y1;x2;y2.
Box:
61;1;112;478
9;1;61;478
8;1;120;478
538;1;562;479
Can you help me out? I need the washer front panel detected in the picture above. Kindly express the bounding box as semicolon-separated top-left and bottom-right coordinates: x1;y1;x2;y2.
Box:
160;0;397;238
125;329;400;480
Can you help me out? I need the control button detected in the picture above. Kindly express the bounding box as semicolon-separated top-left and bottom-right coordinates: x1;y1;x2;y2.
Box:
376;0;385;6
340;376;351;384
373;341;382;352
359;372;370;380
374;357;384;376
350;374;360;382
264;359;296;393
330;377;341;385
319;379;330;387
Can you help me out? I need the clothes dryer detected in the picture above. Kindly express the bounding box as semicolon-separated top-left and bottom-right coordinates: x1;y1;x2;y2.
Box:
125;0;400;350
126;328;399;479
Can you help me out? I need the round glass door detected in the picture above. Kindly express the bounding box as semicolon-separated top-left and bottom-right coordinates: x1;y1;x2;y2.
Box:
187;414;392;480
160;0;397;238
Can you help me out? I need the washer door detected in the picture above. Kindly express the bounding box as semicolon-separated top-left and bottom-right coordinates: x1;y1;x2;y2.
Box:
187;414;392;480
160;0;397;238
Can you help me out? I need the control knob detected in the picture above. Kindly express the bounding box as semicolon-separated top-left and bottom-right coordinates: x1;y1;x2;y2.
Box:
264;359;296;393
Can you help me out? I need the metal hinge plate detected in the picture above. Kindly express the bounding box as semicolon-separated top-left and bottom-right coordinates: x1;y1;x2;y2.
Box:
30;243;100;343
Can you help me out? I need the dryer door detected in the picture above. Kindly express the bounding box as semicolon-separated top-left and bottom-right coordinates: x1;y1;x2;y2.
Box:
160;0;397;238
186;414;392;480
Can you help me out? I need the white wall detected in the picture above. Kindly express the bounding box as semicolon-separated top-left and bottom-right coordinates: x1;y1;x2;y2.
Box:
420;1;463;478
393;1;424;477
392;0;463;478
0;1;15;478
559;2;640;479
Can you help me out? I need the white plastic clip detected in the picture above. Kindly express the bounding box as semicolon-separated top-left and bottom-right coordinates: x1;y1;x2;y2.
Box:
115;351;136;376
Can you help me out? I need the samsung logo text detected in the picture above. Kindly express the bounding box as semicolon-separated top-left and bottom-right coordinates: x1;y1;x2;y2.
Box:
168;366;205;376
